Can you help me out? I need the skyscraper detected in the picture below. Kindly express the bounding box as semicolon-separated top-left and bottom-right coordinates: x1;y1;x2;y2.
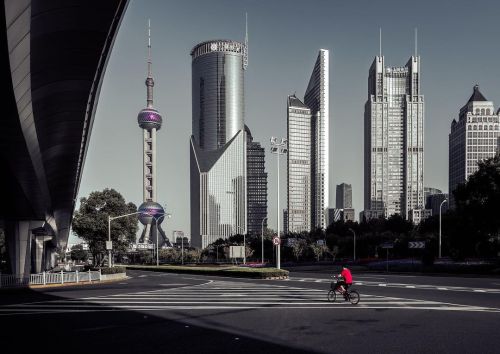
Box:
336;183;352;209
286;49;330;233
287;95;312;233
449;85;500;207
304;49;330;230
137;21;169;246
246;125;267;235
363;50;427;223
190;39;248;248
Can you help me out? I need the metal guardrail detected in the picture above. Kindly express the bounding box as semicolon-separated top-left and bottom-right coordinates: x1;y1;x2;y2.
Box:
0;270;102;288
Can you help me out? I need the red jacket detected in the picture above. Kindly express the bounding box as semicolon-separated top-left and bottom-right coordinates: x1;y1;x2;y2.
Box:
340;268;353;284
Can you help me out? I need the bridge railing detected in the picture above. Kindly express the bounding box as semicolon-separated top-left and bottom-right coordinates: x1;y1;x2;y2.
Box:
0;270;102;288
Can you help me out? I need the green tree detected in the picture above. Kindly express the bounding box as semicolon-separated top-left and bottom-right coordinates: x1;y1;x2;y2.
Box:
290;238;307;261
72;189;138;266
70;244;88;262
310;243;329;261
451;155;500;257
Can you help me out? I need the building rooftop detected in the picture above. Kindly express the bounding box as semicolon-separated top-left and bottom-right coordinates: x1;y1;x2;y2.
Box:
288;94;309;109
467;85;488;103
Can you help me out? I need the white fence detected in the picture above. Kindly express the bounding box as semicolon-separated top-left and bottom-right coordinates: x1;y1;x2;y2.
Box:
0;270;102;288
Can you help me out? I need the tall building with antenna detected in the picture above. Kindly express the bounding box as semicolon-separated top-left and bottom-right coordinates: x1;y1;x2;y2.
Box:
137;21;170;246
190;19;249;248
363;29;429;223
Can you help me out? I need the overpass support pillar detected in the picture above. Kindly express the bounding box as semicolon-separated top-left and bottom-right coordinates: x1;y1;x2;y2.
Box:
6;220;44;277
34;235;53;273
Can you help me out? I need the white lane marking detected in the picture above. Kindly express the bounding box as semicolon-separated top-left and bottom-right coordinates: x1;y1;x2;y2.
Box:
290;277;500;294
474;290;486;293
2;306;499;316
378;284;387;287
3;280;498;315
158;284;187;286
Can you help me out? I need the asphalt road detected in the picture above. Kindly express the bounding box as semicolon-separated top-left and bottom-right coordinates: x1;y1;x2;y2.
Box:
1;269;499;354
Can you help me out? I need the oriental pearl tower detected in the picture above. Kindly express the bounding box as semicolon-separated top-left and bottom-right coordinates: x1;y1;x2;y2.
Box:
137;20;171;247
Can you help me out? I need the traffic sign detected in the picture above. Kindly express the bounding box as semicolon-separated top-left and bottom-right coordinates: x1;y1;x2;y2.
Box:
380;242;394;249
408;241;425;249
106;241;113;250
272;236;281;246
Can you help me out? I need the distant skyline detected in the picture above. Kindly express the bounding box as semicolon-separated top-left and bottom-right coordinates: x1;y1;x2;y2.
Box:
72;0;500;242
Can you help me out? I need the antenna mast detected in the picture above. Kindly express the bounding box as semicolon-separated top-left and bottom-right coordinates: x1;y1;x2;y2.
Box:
379;27;382;58
243;12;248;70
414;27;418;57
146;19;154;108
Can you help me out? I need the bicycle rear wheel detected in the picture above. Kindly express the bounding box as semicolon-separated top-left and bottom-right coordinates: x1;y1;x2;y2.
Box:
348;290;360;305
327;290;337;302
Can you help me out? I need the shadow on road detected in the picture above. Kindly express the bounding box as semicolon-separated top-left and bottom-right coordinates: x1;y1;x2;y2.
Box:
0;287;314;354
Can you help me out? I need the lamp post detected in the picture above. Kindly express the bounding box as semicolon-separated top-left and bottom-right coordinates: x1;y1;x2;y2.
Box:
349;228;356;262
439;199;448;258
270;136;288;270
181;234;184;265
261;216;268;265
108;210;142;268
235;225;246;264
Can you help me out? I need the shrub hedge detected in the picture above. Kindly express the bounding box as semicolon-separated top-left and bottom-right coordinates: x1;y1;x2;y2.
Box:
126;265;288;279
100;266;126;275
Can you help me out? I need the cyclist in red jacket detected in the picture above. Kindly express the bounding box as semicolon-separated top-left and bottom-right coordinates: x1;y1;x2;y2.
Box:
336;265;353;300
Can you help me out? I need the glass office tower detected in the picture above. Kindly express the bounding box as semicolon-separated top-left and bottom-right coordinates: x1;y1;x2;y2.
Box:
190;40;247;248
287;95;312;233
364;55;428;223
246;125;268;235
304;49;329;229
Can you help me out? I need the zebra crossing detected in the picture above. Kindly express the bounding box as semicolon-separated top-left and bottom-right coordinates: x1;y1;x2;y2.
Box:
286;276;500;294
1;280;498;315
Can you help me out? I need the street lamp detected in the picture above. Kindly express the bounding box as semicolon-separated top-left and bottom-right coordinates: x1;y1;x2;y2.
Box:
261;216;268;265
270;136;288;270
108;210;142;268
349;228;356;262
234;225;246;264
439;199;448;258
227;190;246;264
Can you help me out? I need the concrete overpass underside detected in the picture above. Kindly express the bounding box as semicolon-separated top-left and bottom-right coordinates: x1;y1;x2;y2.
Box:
0;0;129;276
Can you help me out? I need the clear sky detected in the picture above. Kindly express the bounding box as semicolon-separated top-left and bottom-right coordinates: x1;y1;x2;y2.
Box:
72;0;500;242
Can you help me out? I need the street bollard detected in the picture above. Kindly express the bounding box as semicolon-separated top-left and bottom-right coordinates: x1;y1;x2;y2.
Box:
43;271;46;285
76;270;79;283
61;270;64;284
88;269;91;283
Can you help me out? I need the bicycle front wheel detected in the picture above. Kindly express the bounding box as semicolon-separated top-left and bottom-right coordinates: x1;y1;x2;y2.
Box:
327;290;337;302
349;290;360;305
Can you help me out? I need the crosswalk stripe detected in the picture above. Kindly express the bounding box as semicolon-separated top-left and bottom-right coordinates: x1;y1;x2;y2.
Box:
288;277;500;294
1;280;498;315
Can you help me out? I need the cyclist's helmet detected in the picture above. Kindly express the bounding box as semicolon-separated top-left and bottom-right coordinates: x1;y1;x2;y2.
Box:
342;265;348;269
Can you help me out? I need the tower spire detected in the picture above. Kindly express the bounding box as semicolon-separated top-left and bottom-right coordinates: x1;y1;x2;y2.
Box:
243;12;248;70
414;27;418;57
379;27;382;57
146;19;154;108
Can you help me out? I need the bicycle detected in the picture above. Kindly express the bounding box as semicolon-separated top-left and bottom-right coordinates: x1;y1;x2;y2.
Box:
327;275;360;305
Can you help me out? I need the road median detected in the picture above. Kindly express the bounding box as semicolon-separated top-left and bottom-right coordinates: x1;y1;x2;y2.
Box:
125;265;289;279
